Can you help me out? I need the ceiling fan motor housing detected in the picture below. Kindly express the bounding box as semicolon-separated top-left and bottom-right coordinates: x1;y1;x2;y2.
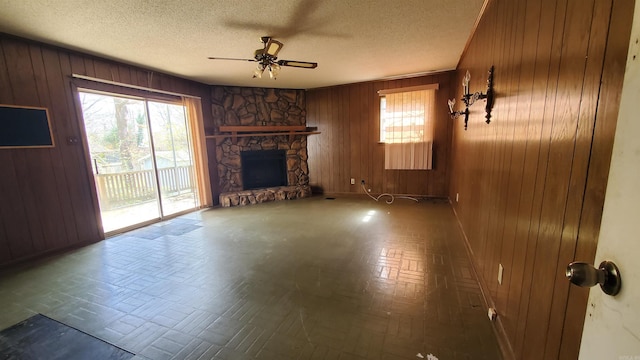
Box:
254;49;272;61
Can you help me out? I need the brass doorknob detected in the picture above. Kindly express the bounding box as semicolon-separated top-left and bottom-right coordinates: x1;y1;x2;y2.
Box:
566;261;621;296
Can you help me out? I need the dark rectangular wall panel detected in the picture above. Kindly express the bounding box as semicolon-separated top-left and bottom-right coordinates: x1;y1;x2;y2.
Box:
0;105;53;148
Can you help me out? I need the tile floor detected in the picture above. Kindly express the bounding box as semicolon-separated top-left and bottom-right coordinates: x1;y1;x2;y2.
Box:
0;196;501;359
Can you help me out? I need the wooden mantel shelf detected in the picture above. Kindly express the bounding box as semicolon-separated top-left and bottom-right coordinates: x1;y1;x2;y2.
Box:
205;125;320;143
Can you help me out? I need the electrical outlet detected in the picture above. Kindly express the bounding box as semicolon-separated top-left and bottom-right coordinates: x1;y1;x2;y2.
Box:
350;178;355;185
361;179;365;185
498;264;504;285
488;308;497;321
66;136;80;145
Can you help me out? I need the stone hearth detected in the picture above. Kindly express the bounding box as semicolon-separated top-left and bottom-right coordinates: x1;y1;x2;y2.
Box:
219;186;312;207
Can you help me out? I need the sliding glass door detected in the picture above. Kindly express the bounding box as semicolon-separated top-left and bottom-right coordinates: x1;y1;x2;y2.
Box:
147;101;198;216
78;91;198;234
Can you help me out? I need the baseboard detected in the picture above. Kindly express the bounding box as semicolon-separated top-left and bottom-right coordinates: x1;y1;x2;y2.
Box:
0;239;100;269
449;199;516;360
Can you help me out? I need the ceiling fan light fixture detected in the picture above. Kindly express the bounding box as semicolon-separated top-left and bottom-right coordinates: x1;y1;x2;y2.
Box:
209;36;317;80
253;63;265;78
269;64;281;79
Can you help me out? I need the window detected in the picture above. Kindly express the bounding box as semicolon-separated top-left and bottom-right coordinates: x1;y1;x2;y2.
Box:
379;84;438;170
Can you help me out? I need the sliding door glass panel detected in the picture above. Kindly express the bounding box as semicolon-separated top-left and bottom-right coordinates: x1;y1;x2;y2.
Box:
79;92;161;232
147;101;199;216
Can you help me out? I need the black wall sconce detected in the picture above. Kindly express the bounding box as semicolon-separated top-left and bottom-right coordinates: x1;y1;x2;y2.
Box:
449;66;495;130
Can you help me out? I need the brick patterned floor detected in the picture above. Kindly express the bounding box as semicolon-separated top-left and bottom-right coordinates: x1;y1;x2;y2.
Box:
0;196;501;359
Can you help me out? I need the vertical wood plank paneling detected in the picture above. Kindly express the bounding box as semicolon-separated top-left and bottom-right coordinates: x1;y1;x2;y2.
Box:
0;34;212;265
496;0;543;344
367;82;379;193
344;85;352;192
69;54;86;76
502;0;557;349
434;72;453;195
43;48;94;245
0;41;14;102
372;81;384;193
0;39;30;261
484;0;519;295
117;64;132;85
307;90;319;189
521;0;595;352
349;85;361;188
558;0;634;357
317;88;327;191
27;44;70;250
360;83;372;191
544;0;616;357
107;64;119;83
83;57;96;78
310;88;328;191
136;69;149;89
325;88;335;191
514;0;568;356
450;0;633;358
0;154;33;259
2;39;47;253
0;217;8;264
500;0;526;291
306;74;452;197
319;88;329;191
331;87;343;192
57;50;104;242
93;58;112;81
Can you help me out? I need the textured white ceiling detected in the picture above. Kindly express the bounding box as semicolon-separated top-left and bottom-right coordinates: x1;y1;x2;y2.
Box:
0;0;484;89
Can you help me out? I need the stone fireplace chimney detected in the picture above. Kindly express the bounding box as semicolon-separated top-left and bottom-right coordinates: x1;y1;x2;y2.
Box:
211;86;312;207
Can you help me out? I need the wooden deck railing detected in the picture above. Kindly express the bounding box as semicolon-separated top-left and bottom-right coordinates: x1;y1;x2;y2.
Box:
96;166;194;209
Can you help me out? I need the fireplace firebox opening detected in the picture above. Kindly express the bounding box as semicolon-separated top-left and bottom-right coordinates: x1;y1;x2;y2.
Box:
241;150;288;190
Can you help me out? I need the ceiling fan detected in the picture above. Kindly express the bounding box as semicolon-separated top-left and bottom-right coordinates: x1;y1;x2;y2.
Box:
208;36;318;79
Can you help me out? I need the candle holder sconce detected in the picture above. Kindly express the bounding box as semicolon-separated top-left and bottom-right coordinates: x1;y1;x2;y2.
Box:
449;66;494;130
448;100;470;129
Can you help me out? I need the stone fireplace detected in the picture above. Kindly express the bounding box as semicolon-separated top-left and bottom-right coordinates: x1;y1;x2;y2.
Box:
212;86;312;207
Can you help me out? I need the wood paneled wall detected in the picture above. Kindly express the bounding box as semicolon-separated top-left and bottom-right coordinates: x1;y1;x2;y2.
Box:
449;0;633;358
306;73;454;197
0;34;212;266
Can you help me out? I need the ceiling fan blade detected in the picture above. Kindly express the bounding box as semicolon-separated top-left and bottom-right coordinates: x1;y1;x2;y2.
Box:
277;60;318;69
265;39;283;57
208;57;256;62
